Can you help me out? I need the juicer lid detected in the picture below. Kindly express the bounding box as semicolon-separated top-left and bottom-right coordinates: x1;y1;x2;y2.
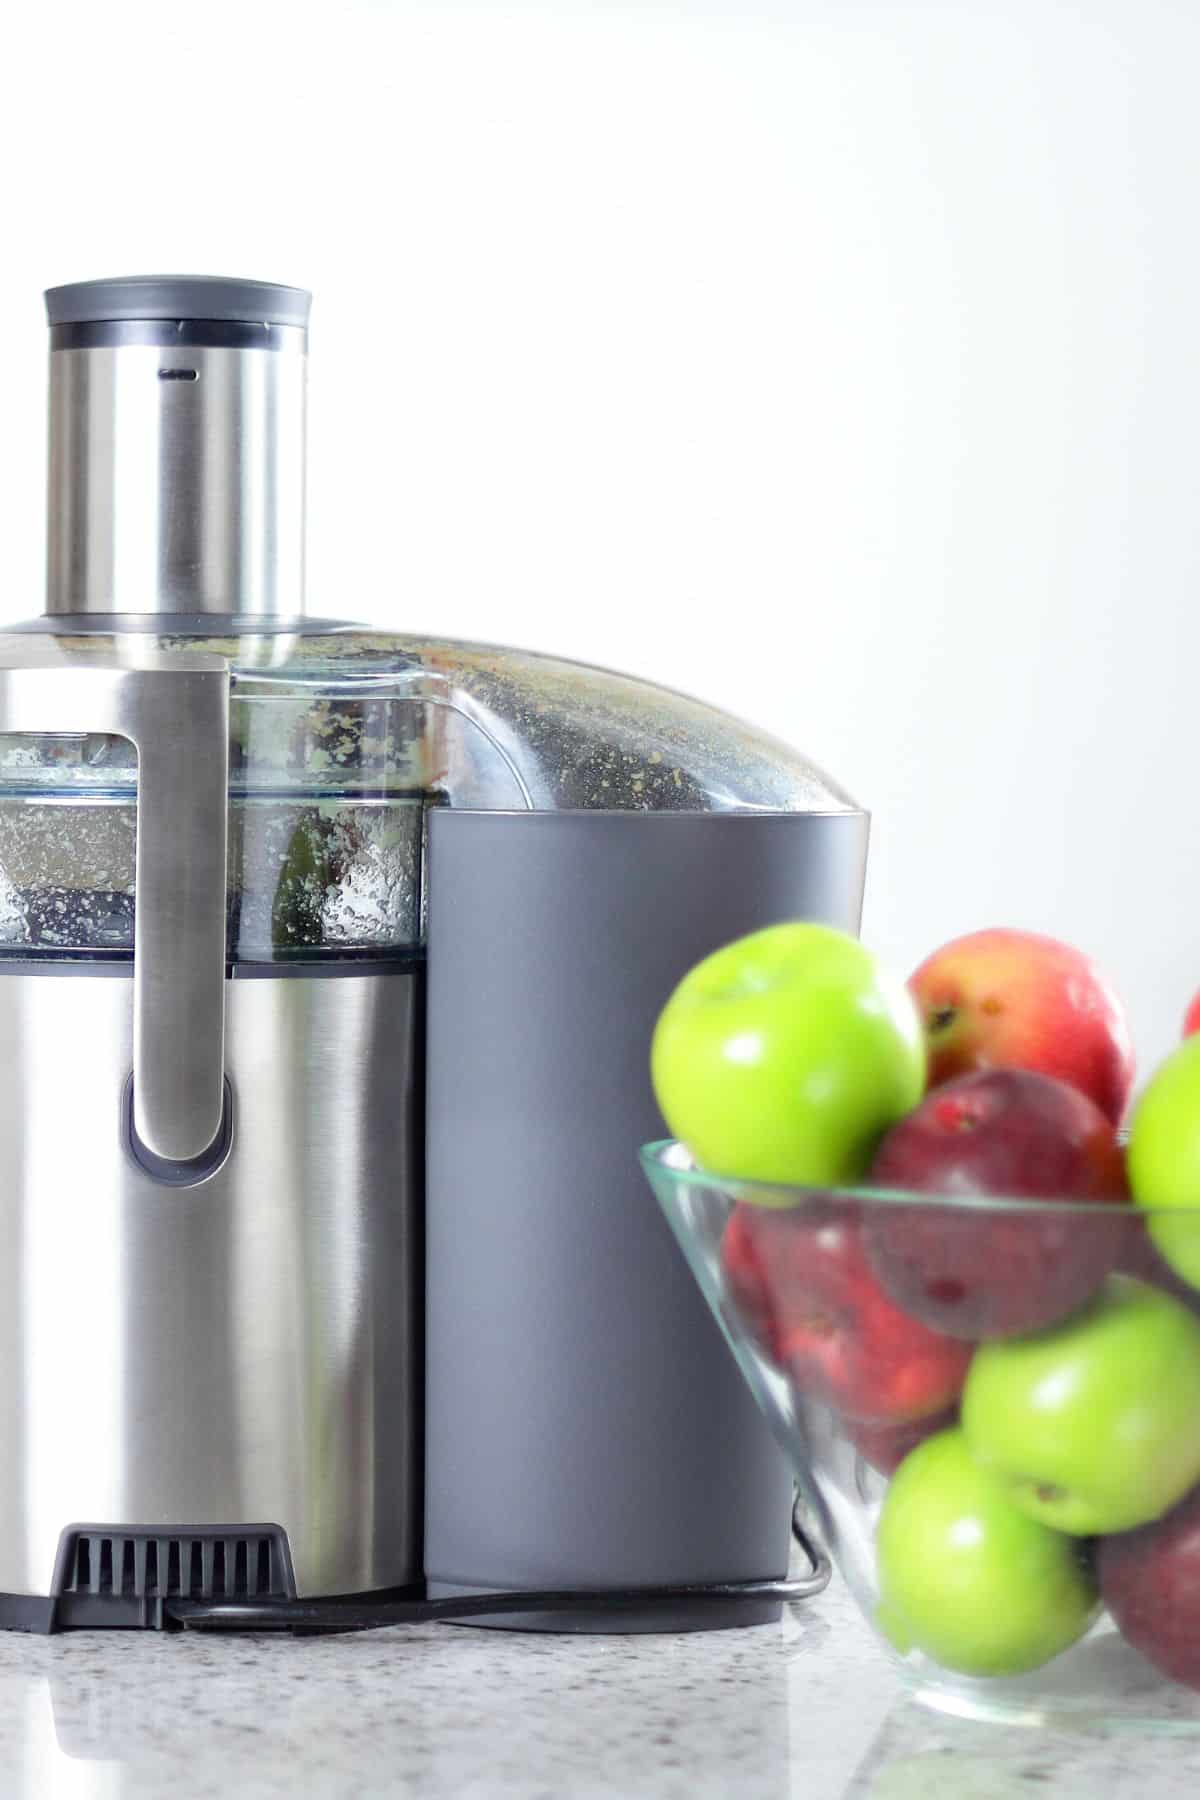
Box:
44;275;312;330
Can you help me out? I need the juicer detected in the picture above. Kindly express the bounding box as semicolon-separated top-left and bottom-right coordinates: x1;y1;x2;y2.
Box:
0;276;868;1633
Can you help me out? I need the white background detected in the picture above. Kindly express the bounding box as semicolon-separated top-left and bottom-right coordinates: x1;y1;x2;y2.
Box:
0;0;1194;1077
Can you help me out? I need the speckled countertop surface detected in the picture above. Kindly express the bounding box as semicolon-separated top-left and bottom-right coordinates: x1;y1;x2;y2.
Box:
2;1574;1200;1798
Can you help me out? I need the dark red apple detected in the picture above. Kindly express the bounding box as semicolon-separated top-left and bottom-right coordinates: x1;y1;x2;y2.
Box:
1099;1485;1200;1689
909;928;1134;1124
719;1200;972;1425
864;1069;1131;1340
845;1408;957;1476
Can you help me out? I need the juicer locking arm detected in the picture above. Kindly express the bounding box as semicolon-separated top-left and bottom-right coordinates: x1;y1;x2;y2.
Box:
0;643;230;1168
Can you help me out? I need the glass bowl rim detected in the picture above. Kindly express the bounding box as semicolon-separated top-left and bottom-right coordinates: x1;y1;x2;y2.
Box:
639;1138;1193;1220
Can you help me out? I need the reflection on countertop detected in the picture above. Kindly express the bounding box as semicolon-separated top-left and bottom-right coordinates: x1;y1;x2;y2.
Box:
2;1575;1200;1798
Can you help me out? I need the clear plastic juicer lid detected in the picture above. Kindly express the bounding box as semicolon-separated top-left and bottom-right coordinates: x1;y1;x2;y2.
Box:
0;625;856;964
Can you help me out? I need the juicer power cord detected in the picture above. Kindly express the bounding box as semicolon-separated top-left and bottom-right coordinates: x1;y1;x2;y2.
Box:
163;1497;830;1635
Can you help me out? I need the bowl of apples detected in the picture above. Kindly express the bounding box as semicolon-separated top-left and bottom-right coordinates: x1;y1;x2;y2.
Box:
642;923;1200;1727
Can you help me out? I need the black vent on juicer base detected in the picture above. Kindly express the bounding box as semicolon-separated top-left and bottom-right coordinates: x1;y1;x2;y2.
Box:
57;1525;294;1600
0;1525;296;1633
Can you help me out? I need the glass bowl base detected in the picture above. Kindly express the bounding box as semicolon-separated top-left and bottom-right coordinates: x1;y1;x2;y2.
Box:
899;1629;1200;1733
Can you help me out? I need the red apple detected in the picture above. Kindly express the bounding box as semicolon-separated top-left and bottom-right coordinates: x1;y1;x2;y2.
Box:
1184;990;1200;1038
865;1069;1131;1339
719;1200;972;1424
1099;1486;1200;1690
909;928;1134;1124
845;1408;957;1476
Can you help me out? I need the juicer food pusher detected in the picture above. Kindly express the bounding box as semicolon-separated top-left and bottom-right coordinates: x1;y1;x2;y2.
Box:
0;276;868;1633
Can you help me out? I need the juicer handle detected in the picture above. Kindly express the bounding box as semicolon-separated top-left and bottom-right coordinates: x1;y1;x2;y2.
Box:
0;646;230;1167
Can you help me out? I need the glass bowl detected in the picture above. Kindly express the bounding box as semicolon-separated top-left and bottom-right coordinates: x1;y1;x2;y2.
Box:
641;1138;1200;1730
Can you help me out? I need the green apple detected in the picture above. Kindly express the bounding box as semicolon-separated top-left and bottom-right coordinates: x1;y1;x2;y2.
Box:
876;1428;1098;1677
962;1275;1200;1535
650;923;924;1192
1128;1034;1200;1288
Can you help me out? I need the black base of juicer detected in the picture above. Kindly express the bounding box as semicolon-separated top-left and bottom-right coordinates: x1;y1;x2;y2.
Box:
0;1505;829;1636
0;1587;805;1636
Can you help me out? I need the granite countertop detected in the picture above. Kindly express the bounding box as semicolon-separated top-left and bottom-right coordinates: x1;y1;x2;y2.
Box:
2;1573;1200;1798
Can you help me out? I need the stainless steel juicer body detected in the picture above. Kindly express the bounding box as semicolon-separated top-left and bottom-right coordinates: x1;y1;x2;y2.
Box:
0;280;424;1623
0;276;869;1631
0;966;419;1614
